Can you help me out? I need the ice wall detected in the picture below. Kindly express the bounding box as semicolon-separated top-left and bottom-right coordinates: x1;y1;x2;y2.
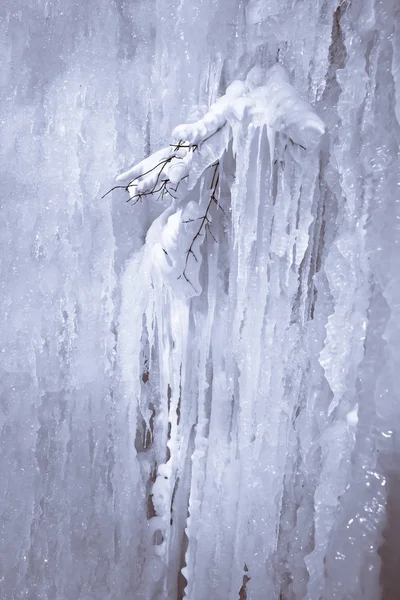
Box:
0;1;399;599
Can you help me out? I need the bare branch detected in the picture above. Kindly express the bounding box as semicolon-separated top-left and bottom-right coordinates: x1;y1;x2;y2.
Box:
101;184;130;199
179;162;221;289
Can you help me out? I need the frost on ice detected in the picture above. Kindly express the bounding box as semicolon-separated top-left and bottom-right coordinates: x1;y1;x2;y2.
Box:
1;1;400;599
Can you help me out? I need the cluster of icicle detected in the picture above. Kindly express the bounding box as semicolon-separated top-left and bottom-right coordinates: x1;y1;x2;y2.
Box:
116;63;325;596
116;64;325;299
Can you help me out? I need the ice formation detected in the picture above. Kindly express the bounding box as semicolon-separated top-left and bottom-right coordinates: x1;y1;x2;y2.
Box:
1;1;399;599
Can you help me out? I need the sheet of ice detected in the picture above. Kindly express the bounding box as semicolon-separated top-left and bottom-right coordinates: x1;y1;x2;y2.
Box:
1;0;399;599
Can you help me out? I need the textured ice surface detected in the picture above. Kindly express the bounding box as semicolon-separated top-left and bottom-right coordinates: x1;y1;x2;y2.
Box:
1;1;399;599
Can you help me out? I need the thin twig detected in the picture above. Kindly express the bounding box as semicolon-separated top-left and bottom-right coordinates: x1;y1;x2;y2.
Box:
102;146;187;200
127;180;175;204
178;162;221;290
102;184;129;199
170;139;199;153
289;138;306;151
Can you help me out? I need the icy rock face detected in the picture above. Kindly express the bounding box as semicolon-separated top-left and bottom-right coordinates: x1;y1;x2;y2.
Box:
1;1;400;600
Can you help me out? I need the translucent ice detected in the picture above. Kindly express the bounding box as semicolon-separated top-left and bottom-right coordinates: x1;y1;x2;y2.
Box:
1;1;399;599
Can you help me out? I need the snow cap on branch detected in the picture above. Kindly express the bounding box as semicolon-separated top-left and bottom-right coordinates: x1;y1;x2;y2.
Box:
248;64;325;148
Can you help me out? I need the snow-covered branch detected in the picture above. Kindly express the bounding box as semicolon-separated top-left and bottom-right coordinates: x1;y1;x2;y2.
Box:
112;64;325;297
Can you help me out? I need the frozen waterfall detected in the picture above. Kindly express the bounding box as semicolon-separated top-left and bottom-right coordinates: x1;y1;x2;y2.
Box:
1;1;399;599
